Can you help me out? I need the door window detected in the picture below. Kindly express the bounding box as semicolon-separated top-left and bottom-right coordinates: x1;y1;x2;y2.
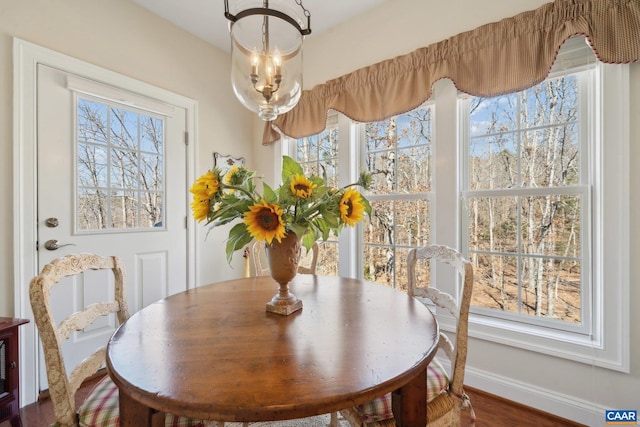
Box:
76;97;165;231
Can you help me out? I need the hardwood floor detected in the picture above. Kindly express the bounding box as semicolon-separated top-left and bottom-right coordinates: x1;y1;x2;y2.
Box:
2;381;585;427
464;387;585;427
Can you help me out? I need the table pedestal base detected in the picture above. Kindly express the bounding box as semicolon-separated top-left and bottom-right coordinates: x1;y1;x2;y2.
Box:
266;283;303;316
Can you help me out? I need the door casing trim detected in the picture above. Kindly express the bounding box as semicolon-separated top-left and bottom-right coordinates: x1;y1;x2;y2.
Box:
13;37;199;405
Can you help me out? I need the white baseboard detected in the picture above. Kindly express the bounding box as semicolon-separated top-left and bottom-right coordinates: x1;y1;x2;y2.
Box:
465;366;606;426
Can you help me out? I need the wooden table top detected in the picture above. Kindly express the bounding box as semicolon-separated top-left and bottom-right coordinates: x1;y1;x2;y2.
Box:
106;275;438;423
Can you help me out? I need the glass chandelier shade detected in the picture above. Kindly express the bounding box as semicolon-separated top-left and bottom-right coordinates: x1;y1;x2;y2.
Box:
225;0;311;121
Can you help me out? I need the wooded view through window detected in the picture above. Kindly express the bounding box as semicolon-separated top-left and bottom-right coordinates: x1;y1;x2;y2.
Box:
464;72;587;324
363;107;433;291
76;98;165;231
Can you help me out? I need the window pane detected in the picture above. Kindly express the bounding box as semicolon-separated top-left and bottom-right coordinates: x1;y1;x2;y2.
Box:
469;94;518;137
396;199;430;246
76;97;165;232
520;76;578;128
471;254;519;313
521;195;581;257
397;147;431;193
469;135;517;190
393;247;413;293
110;148;137;188
366;149;396;194
140;116;163;153
295;127;338;186
109;190;138;228
78;99;108;144
467;196;518;253
140;152;163;191
77;188;107;230
520;256;581;323
521;125;579;188
363;245;393;288
78;143;108;188
466;70;586;325
364;200;393;245
141;191;163;227
314;241;338;276
365;107;432;195
110;108;138;150
296;134;319;162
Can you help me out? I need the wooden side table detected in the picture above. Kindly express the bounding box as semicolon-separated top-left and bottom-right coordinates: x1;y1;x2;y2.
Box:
0;318;29;427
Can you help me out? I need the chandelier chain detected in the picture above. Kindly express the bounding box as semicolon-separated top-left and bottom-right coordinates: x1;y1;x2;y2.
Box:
295;0;311;18
262;15;268;52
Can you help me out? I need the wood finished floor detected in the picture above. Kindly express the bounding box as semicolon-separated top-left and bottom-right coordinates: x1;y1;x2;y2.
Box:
2;381;585;427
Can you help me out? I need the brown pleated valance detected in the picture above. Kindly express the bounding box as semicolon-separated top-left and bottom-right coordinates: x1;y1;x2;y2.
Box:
263;0;640;145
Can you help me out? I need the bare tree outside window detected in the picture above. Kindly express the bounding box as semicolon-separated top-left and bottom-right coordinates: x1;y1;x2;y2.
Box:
363;106;433;291
465;74;584;323
77;98;165;231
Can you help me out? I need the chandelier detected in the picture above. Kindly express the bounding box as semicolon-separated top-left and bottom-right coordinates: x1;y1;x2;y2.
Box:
224;0;311;121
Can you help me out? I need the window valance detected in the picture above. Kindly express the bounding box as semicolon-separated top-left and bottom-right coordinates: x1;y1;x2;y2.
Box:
263;0;639;145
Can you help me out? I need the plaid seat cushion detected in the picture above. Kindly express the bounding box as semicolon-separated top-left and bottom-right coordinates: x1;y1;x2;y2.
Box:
77;375;208;427
353;357;449;423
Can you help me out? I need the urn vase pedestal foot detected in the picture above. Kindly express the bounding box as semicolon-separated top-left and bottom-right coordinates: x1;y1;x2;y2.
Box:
265;284;303;315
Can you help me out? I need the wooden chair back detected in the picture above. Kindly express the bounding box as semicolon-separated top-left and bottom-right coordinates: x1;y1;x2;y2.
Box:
29;254;129;426
407;244;474;411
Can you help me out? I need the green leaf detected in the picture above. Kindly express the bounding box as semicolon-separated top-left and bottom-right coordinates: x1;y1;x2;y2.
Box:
281;155;303;181
301;231;317;251
361;196;373;216
314;218;331;241
309;175;325;187
319;206;340;228
262;182;277;204
225;223;252;264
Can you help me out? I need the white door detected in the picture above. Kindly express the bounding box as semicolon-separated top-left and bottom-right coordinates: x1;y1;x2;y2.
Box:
36;64;189;388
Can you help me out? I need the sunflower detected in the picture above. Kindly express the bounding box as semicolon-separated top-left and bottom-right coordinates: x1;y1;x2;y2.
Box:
223;165;241;193
226;165;243;185
190;171;219;199
290;174;316;199
339;188;365;226
243;200;286;244
190;197;211;222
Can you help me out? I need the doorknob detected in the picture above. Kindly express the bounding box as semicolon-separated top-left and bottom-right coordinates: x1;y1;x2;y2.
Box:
45;217;59;228
44;239;76;251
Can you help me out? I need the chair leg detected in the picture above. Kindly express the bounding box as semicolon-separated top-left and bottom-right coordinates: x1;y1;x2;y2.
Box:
329;411;339;427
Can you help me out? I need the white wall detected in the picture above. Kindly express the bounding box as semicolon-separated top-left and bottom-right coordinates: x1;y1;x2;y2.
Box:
0;0;255;318
286;0;639;424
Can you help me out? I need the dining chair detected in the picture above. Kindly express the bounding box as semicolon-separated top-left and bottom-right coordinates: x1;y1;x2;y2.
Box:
339;244;476;426
29;253;220;427
251;240;319;276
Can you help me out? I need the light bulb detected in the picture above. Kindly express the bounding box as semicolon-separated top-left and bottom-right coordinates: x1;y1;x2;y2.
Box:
250;49;259;76
273;48;282;76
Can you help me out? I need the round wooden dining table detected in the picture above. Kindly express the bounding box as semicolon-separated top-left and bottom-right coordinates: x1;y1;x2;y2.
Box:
106;275;439;426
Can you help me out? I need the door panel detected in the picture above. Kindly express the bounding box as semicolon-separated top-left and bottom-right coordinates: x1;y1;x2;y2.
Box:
36;64;188;388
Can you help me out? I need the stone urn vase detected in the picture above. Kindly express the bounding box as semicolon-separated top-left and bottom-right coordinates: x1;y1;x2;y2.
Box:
265;232;303;315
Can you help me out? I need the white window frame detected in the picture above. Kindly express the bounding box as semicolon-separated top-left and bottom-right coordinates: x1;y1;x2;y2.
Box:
460;66;593;335
282;52;629;372
461;62;629;372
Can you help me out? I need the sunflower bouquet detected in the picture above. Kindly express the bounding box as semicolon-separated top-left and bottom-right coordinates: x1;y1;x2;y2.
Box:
190;155;372;263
